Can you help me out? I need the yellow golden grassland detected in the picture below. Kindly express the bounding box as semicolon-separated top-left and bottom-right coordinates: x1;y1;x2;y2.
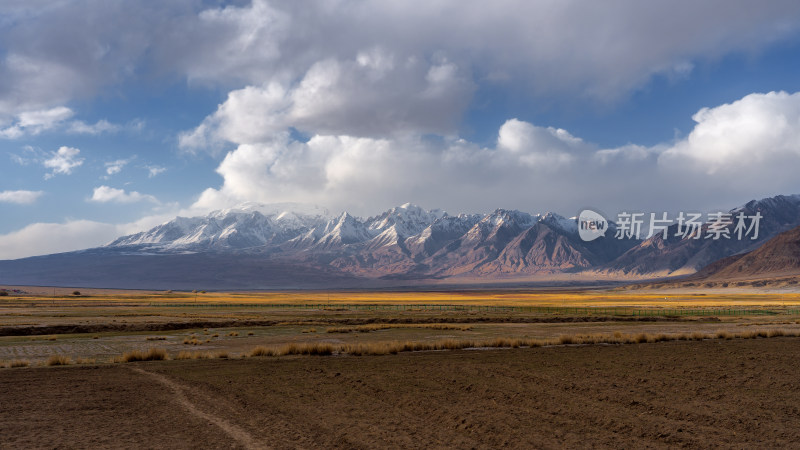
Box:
196;291;800;308
3;289;800;308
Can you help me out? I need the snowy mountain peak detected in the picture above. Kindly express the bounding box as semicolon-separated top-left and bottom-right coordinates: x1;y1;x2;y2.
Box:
734;194;800;214
107;202;330;251
485;209;538;228
312;212;372;248
539;212;578;234
366;203;447;237
222;201;330;219
334;212;361;228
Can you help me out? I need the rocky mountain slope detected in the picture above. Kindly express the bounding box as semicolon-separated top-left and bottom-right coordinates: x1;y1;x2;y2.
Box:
597;195;800;277
625;223;800;290
694;224;800;280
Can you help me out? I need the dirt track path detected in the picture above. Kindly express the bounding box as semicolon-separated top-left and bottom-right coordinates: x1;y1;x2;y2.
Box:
130;367;267;449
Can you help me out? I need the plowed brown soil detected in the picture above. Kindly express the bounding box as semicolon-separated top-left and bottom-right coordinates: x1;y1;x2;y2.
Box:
2;338;799;448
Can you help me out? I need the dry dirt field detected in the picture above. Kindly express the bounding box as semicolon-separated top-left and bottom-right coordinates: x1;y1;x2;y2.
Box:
2;338;800;449
2;288;800;448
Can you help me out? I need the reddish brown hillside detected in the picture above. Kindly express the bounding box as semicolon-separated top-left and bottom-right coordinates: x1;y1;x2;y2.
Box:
702;225;800;280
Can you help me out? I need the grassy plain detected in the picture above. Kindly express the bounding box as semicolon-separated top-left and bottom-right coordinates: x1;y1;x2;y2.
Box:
5;285;800;306
1;287;800;365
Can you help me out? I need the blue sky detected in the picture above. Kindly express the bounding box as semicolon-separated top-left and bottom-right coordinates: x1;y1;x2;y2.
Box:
2;0;800;259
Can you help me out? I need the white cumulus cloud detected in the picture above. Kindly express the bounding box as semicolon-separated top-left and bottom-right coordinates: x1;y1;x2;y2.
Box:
190;119;594;215
190;91;800;218
0;106;124;138
0;106;74;138
67;119;120;135
659;91;800;173
179;53;473;151
90;186;159;204
145;165;166;178
0;190;44;204
0;220;122;260
104;158;134;176
496;119;583;168
43;146;83;179
0;211;177;260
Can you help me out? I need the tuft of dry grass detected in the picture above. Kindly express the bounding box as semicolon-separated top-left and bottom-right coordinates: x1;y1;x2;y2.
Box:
117;348;168;362
46;355;71;366
739;330;758;339
250;346;277;357
558;335;576;345
286;343;335;356
182;337;202;345
173;350;231;360
10;360;30;368
247;331;255;336
212;333;219;338
174;351;195;360
227;331;239;337
327;323;472;334
146;336;167;341
248;342;336;357
715;330;734;340
652;333;671;343
344;342;397;356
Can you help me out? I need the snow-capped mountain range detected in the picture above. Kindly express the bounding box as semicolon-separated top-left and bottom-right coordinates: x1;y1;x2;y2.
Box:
110;203;586;253
2;195;800;290
107;195;800;279
107;202;634;276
